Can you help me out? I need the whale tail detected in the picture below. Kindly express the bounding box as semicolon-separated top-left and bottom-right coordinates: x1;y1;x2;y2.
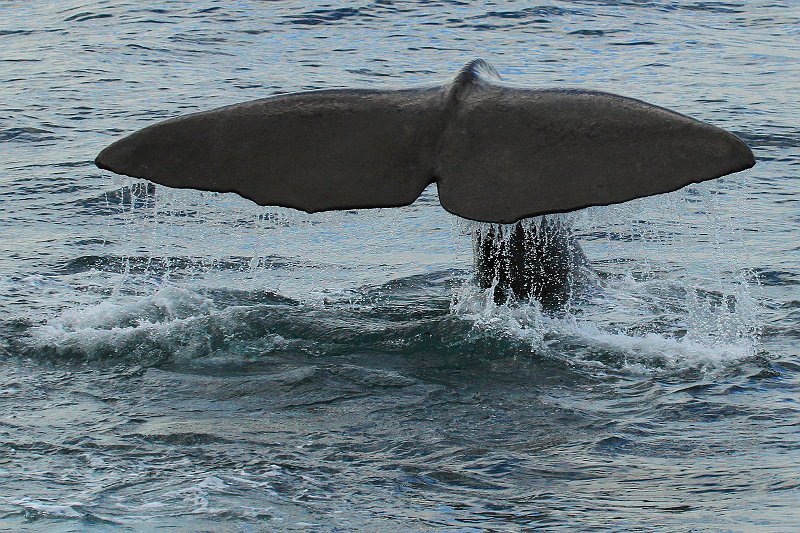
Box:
95;59;755;223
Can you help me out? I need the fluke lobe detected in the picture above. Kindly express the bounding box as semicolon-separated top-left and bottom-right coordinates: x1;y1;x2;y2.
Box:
95;59;754;224
95;59;755;306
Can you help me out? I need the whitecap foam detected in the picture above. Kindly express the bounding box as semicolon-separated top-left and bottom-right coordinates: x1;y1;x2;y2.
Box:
450;281;546;348
6;497;84;519
449;180;763;373
551;320;756;373
28;286;219;362
44;285;215;331
451;275;760;373
26;285;300;364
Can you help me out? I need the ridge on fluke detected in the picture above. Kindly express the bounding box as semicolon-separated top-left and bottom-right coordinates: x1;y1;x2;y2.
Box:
95;59;754;224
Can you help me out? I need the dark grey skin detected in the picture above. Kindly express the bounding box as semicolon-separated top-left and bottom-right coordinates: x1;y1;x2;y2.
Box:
95;59;754;224
473;217;588;308
95;59;755;306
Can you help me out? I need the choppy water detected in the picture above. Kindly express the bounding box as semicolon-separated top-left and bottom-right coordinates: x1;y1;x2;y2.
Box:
1;1;798;531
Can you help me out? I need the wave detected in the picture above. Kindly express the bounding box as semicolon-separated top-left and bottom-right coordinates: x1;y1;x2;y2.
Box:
19;264;761;376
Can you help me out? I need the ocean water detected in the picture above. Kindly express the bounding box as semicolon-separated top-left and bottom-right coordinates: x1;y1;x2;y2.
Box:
1;1;798;531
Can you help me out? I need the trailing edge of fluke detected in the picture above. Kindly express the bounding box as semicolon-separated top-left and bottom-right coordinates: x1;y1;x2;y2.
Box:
95;59;755;223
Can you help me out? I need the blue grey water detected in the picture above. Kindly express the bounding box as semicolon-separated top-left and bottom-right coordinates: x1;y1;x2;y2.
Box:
1;1;798;531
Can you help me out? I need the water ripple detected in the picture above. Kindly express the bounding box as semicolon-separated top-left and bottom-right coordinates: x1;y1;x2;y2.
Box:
0;0;798;530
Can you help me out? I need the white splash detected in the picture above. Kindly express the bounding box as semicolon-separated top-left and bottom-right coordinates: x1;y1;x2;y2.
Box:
451;178;763;371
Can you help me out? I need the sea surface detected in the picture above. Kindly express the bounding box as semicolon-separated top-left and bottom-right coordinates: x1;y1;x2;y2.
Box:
1;1;798;531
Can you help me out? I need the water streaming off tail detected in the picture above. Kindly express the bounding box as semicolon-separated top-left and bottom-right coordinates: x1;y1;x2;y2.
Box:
452;175;761;371
28;172;761;372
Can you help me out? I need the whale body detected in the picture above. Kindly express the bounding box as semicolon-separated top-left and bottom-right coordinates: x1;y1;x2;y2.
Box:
95;59;755;304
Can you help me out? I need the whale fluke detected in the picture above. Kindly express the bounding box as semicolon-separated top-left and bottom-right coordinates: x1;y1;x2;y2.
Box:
95;88;443;212
96;59;755;223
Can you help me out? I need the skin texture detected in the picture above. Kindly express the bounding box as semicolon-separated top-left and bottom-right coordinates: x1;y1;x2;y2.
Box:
95;59;755;224
95;59;756;306
96;88;443;213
